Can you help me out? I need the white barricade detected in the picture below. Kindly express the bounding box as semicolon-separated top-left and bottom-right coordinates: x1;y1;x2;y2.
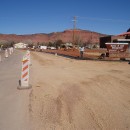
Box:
5;49;8;58
0;55;1;62
18;54;32;89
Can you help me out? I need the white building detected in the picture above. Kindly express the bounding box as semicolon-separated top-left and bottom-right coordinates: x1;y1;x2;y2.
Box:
40;46;47;50
14;42;28;49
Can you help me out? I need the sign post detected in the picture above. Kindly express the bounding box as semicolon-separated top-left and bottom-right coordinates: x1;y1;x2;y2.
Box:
105;43;130;58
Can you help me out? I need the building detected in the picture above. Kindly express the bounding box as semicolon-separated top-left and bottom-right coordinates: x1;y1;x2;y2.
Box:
100;28;130;48
100;35;124;48
14;42;28;49
100;35;112;48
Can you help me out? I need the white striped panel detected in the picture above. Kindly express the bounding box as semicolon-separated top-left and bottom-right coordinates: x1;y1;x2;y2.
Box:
22;61;29;68
23;75;29;81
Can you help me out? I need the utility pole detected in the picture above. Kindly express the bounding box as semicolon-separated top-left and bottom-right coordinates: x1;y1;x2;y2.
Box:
72;16;77;45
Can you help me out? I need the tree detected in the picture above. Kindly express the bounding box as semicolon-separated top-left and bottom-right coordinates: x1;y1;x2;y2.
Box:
54;40;64;49
48;42;53;47
10;41;15;47
74;35;83;46
28;43;33;48
0;40;11;48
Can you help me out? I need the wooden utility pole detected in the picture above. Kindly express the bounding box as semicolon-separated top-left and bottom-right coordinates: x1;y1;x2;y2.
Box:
73;16;77;45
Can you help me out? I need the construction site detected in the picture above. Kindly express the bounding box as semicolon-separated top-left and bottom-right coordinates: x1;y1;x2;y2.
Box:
0;35;130;129
1;0;130;129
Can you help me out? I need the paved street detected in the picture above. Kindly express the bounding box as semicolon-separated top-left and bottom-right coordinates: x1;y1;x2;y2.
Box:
0;50;31;130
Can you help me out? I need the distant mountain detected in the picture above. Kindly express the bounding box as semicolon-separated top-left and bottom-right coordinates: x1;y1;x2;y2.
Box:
0;29;106;44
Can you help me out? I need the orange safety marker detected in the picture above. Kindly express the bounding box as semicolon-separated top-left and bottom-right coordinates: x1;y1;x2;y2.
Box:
18;56;32;89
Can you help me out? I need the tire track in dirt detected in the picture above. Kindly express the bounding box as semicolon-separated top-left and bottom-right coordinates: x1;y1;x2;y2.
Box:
80;74;130;129
29;51;130;130
31;51;53;66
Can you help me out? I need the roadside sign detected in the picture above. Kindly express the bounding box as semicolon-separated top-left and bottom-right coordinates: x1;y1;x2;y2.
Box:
105;43;128;52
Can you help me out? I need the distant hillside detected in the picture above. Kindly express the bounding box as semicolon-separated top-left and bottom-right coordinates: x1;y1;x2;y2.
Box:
0;29;106;44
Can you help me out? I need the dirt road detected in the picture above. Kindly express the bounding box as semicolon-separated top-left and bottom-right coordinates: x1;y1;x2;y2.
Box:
30;51;130;130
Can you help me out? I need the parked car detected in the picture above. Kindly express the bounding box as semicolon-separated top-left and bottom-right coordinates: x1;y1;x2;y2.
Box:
47;47;56;50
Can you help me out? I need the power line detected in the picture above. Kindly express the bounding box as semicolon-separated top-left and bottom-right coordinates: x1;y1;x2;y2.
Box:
77;16;130;23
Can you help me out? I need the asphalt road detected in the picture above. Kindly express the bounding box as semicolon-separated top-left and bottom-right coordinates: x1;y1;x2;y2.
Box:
0;49;31;130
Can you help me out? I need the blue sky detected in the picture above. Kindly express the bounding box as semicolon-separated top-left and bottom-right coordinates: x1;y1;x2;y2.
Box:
0;0;130;35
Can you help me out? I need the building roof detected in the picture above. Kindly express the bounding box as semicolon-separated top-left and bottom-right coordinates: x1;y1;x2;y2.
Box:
116;32;130;36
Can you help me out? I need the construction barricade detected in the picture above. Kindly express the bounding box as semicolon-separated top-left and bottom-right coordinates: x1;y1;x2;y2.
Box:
0;55;1;62
18;51;32;89
26;50;31;65
5;49;8;58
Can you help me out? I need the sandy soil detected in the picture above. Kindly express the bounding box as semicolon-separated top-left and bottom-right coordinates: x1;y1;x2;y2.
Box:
29;51;130;130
